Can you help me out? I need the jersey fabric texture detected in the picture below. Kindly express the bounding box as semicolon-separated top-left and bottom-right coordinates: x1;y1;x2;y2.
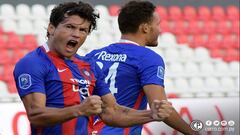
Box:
13;43;110;135
86;42;165;135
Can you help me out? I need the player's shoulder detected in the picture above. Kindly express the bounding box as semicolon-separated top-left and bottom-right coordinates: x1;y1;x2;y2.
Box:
134;46;163;61
15;47;49;68
75;53;95;64
75;54;101;72
142;47;160;55
136;47;165;67
114;43;162;58
85;46;109;58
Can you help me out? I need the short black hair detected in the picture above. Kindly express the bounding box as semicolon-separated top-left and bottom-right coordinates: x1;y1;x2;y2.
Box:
47;1;99;37
118;0;156;34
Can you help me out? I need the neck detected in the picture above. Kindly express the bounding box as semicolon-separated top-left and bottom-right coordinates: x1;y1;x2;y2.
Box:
46;40;68;59
121;33;145;46
47;40;54;51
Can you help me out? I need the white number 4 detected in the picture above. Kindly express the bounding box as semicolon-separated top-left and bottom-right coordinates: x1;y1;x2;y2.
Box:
96;62;119;94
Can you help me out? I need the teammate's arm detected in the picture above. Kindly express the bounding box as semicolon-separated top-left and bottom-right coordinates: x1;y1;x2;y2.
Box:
21;92;102;127
98;93;173;127
143;84;199;135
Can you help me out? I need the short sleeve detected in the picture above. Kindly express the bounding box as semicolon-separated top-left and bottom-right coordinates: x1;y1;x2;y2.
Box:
138;51;165;87
13;56;47;98
91;61;111;96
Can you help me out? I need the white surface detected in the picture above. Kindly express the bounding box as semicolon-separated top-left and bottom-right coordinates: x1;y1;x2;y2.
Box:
0;98;238;135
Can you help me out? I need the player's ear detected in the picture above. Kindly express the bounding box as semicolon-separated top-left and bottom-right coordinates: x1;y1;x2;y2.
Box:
140;23;150;34
48;23;55;36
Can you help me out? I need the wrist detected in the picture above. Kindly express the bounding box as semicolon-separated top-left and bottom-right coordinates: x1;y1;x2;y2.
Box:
73;105;84;117
146;110;155;121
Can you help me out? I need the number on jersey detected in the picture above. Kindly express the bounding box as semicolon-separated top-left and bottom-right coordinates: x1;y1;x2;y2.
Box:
96;62;119;94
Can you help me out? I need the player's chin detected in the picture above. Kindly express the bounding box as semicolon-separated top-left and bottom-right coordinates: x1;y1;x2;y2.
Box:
63;51;76;59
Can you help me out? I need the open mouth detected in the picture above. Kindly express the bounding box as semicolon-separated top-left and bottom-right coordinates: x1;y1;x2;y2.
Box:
65;40;79;53
67;40;78;48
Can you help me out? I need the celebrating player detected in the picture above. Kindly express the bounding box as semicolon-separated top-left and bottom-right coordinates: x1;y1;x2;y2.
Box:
86;1;199;135
13;1;173;135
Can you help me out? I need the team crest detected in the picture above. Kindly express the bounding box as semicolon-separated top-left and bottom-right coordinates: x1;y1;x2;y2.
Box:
18;74;32;89
157;66;165;79
80;68;94;81
83;70;90;77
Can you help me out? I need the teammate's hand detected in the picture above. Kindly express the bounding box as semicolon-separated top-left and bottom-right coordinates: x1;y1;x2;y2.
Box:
78;95;103;116
151;100;173;121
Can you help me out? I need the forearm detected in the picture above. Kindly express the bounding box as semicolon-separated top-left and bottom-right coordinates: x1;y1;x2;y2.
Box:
23;93;103;127
100;105;154;127
27;105;81;127
164;109;198;135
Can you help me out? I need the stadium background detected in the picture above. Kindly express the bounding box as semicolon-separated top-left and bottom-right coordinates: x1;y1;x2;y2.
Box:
0;0;239;134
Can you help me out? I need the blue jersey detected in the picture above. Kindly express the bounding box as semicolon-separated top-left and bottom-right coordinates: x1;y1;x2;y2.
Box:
13;44;110;135
86;42;165;135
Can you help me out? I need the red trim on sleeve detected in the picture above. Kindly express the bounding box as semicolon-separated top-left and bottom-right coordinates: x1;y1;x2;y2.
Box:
123;90;145;135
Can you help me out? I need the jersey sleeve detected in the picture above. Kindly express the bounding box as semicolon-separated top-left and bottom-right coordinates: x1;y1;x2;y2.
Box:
13;56;47;98
91;60;111;96
138;51;165;87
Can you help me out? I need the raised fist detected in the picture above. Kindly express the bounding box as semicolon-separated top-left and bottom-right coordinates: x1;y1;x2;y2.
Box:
78;95;103;116
151;100;173;121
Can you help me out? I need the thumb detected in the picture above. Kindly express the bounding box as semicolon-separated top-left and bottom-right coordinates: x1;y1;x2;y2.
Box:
151;100;161;110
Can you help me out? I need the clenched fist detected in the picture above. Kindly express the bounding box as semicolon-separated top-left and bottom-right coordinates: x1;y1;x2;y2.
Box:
78;95;103;116
151;100;173;121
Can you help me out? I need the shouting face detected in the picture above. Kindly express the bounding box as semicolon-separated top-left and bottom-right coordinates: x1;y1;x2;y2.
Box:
47;15;91;59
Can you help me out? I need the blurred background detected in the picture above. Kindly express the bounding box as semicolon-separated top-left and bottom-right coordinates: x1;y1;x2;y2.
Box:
0;0;239;135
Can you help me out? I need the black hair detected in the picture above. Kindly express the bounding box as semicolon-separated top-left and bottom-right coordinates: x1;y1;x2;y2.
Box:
118;0;156;34
47;1;99;37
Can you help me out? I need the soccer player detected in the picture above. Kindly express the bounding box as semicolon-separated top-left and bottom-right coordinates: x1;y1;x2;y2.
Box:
86;1;199;135
13;1;174;135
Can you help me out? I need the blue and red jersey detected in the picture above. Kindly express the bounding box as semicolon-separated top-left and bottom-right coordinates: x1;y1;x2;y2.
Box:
86;41;165;135
13;43;110;135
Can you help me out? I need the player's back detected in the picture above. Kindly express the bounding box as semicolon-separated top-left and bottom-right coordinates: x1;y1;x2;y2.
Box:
86;42;165;135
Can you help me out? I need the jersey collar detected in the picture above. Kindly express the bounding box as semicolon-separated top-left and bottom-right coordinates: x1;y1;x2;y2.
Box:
42;42;50;52
42;42;76;62
119;39;140;46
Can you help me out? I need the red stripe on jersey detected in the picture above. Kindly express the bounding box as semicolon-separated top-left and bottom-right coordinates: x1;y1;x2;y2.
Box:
123;90;145;135
123;128;130;135
72;57;96;96
88;119;94;135
37;128;42;135
47;52;80;135
90;121;105;135
73;57;97;130
133;90;144;109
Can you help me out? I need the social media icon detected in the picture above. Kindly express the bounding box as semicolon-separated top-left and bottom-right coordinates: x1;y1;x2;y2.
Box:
206;120;212;126
221;120;227;126
213;120;220;126
228;120;235;126
190;120;203;131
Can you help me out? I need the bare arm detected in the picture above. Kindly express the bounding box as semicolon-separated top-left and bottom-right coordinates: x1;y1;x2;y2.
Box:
22;92;102;127
99;93;172;127
99;93;153;127
143;84;199;135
